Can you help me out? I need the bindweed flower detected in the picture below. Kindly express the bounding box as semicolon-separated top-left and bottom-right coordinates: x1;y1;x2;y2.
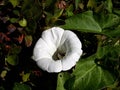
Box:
32;27;83;73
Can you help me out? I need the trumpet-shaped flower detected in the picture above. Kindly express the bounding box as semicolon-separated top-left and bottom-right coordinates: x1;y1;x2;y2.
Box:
32;27;82;73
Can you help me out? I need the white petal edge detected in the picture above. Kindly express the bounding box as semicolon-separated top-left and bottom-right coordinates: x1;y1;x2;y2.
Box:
60;30;83;70
32;27;83;73
36;58;62;73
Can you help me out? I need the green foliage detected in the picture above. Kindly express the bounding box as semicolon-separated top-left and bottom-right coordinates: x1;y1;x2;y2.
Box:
5;55;19;65
87;0;96;9
106;0;113;13
57;72;71;90
21;0;42;22
72;56;114;90
61;11;102;33
0;0;120;90
95;13;120;29
13;83;31;90
75;0;81;9
9;0;19;7
18;18;27;27
57;55;116;90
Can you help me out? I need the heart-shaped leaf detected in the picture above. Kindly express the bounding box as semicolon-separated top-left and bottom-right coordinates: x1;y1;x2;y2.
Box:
71;55;114;90
57;55;115;90
61;11;102;33
19;18;27;27
5;55;19;66
9;0;19;7
22;73;30;82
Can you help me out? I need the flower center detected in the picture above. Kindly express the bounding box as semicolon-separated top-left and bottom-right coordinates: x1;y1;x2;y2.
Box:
52;49;66;60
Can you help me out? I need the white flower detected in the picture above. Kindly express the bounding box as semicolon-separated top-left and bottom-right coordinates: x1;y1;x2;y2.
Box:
32;27;83;73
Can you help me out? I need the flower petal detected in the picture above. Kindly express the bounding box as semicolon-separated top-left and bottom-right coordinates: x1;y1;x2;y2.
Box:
60;30;83;70
33;27;64;72
32;27;83;73
48;60;62;73
37;58;62;72
42;27;64;48
36;58;52;71
33;27;64;60
32;38;54;61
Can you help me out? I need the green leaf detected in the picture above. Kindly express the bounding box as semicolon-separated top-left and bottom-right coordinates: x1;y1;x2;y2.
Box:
66;4;74;17
22;73;30;82
106;0;113;13
10;18;19;23
61;11;102;33
45;0;57;7
72;55;114;90
25;19;37;34
0;70;7;79
113;9;120;16
13;83;31;90
95;3;104;13
19;18;27;27
87;0;96;9
10;45;21;54
96;45;110;59
57;55;115;90
97;44;120;63
56;72;71;90
95;13;120;29
103;25;120;37
21;0;42;20
9;0;19;7
75;0;81;9
5;55;19;66
13;10;20;16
